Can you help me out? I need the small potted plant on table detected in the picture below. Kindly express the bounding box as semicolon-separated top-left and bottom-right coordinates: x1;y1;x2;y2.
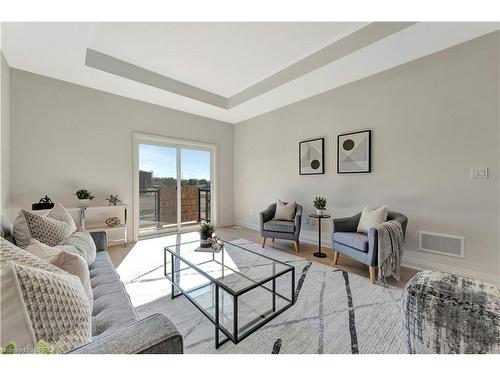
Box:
313;196;327;216
199;221;215;248
75;189;95;208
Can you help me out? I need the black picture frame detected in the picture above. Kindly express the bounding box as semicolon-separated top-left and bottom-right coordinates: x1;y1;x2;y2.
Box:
337;130;371;174
299;137;325;175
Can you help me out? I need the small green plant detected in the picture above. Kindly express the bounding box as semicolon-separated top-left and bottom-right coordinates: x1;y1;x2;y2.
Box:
313;196;327;210
75;188;95;200
199;221;215;239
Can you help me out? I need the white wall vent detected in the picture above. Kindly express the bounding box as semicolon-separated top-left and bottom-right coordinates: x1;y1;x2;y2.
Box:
418;231;465;258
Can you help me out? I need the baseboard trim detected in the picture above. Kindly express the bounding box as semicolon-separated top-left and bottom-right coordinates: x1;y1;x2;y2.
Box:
401;254;499;286
235;220;499;287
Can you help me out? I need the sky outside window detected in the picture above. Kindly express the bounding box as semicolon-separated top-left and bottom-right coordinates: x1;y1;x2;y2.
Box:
139;144;210;180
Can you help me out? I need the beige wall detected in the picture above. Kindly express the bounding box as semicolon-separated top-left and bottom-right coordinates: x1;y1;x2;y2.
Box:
0;52;10;217
9;70;234;240
234;32;500;284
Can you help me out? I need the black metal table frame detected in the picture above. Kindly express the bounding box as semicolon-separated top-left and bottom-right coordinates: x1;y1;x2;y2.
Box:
309;214;331;258
163;240;295;348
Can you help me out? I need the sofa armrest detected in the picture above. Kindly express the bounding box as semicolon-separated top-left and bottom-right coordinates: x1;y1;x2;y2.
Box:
294;206;303;240
332;213;361;233
90;231;107;252
70;313;183;354
260;205;275;229
366;227;379;266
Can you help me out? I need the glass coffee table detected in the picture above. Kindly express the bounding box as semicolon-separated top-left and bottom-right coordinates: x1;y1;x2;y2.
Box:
164;239;295;348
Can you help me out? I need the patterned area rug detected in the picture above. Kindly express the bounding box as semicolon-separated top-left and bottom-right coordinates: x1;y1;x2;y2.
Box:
118;237;407;354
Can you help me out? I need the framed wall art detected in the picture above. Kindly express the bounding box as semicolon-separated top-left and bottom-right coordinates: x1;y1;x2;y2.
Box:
299;137;324;175
337;130;371;173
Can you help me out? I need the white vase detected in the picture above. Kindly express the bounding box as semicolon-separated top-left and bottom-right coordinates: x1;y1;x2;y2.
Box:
316;209;324;216
78;199;90;208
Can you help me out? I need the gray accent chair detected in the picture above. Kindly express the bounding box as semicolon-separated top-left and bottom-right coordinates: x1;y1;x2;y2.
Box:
331;211;408;283
1;215;183;354
260;202;303;252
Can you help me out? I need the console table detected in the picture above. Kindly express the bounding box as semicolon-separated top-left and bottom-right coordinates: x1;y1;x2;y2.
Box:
79;205;128;247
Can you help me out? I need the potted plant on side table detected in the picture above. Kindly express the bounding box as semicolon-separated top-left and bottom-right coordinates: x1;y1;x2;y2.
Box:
313;196;327;216
75;189;95;208
199;221;215;248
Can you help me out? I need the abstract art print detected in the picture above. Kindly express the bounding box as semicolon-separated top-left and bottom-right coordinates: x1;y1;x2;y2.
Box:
337;130;371;173
299;138;324;175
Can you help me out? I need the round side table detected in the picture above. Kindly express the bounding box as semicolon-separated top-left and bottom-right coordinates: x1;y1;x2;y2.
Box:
309;214;331;258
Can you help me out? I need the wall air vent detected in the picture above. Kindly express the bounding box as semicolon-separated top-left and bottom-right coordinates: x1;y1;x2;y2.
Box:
418;231;464;258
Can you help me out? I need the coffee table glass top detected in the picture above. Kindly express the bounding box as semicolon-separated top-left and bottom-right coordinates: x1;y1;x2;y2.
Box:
164;240;293;295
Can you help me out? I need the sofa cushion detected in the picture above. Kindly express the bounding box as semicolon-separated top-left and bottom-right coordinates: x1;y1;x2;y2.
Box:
92;290;138;339
87;251;139;338
263;219;295;233
334;232;369;252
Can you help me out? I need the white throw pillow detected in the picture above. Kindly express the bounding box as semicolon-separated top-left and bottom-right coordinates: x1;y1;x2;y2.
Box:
1;237;91;353
274;200;296;221
357;206;389;234
58;229;97;266
0;261;36;350
25;239;92;303
13;203;77;248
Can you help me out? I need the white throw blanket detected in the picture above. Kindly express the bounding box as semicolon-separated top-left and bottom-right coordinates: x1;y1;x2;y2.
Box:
374;220;404;285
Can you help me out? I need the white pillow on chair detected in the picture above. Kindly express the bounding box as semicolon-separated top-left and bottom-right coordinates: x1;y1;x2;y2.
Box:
357;206;388;234
274;200;296;221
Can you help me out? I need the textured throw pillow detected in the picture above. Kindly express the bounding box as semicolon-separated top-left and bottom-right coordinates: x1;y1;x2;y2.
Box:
3;261;91;353
0;237;66;273
13;203;77;248
1;237;91;353
274;200;296;221
58;229;97;266
357;206;389;234
1;237;64;351
1;261;36;350
25;239;92;303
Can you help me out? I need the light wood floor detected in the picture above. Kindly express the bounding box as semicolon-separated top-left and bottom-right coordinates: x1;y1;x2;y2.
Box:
108;225;417;289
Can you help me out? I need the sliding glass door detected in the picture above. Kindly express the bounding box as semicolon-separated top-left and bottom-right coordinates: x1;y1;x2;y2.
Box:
137;140;213;238
180;148;211;227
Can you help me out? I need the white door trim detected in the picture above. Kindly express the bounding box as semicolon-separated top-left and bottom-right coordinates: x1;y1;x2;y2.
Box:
132;131;218;242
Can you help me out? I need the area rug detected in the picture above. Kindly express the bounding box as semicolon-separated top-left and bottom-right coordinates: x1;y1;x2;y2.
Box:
118;237;407;354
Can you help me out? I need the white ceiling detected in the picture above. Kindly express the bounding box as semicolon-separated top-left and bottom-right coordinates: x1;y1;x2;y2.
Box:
88;22;367;97
2;22;499;124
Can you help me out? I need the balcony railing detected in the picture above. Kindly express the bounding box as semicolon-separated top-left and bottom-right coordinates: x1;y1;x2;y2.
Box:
139;186;210;233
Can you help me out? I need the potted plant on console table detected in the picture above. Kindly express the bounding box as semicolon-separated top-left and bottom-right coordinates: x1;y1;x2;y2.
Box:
75;188;95;208
313;196;327;216
199;221;215;248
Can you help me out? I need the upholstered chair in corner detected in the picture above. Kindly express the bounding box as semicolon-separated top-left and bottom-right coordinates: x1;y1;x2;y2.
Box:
331;211;408;283
260;203;303;252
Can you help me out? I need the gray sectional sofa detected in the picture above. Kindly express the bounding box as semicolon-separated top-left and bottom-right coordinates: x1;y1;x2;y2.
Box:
0;217;183;354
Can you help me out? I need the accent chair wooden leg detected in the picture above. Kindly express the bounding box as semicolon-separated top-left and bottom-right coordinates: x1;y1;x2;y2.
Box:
294;240;300;253
262;237;267;248
333;251;340;265
369;266;376;284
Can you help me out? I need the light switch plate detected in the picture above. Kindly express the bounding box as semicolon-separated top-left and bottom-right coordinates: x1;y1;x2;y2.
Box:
471;167;488;179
